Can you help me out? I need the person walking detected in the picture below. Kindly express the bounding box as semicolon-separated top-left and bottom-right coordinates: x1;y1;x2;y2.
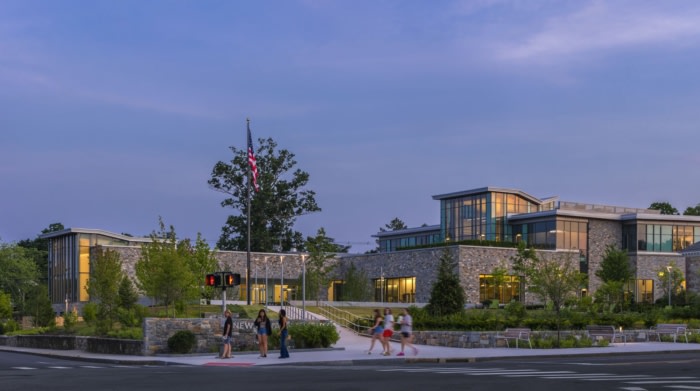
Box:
367;309;384;355
220;309;233;359
397;308;417;356
254;309;272;358
381;308;394;356
278;309;290;359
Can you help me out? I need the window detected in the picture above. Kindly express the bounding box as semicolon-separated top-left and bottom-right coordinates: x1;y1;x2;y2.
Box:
479;274;522;303
373;277;416;303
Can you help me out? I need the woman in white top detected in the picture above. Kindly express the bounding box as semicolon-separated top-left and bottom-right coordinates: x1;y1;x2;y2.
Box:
398;308;417;356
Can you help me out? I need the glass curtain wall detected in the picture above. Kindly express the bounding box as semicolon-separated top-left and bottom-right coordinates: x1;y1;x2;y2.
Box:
441;191;538;243
512;219;587;251
623;224;700;252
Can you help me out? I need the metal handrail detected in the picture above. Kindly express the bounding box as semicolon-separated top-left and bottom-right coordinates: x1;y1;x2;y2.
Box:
315;302;372;334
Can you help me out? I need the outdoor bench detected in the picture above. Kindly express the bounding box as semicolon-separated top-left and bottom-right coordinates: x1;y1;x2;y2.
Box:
586;325;626;344
495;328;532;349
650;323;688;343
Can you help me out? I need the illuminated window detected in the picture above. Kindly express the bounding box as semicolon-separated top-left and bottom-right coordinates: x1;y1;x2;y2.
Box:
479;274;522;303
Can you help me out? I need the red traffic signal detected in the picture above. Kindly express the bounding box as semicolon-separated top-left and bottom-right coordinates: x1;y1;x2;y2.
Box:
205;273;221;287
223;273;241;286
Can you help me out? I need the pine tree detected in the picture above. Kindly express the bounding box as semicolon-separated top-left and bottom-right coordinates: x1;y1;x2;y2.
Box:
426;248;465;316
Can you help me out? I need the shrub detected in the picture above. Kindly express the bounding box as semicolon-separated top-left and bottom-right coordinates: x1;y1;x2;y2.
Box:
82;303;98;325
0;319;20;334
270;322;340;349
117;305;147;328
107;327;143;340
63;310;78;333
576;336;593;347
167;330;196;354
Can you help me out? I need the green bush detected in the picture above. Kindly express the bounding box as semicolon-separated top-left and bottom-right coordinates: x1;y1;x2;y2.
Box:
270;322;340;349
1;320;19;334
576;336;593;347
82;303;98;325
167;330;197;354
117;305;147;328
107;327;143;340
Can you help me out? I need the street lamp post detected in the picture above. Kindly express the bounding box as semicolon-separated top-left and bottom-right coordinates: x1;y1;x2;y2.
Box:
301;254;307;321
264;256;268;306
380;267;384;303
280;255;285;307
667;265;672;307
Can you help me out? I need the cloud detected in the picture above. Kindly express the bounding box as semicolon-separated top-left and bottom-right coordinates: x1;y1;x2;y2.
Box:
495;2;700;64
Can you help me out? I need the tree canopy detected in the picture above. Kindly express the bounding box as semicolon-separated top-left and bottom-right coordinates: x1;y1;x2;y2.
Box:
380;218;408;232
303;228;343;303
595;244;633;283
0;243;40;314
85;247;124;331
135;220;202;317
649;202;679;215
683;204;700;216
16;222;64;284
208;136;320;252
593;245;634;311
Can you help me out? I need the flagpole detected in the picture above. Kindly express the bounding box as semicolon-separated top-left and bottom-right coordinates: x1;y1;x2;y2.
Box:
246;118;252;305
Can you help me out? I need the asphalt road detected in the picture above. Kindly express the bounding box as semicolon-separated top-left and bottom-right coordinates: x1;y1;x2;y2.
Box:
3;351;700;391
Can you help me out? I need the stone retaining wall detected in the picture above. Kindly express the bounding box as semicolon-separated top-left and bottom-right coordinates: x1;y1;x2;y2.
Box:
142;317;260;355
0;335;142;355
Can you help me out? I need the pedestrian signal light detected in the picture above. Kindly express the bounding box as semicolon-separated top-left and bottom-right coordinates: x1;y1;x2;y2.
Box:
223;273;241;286
205;274;220;287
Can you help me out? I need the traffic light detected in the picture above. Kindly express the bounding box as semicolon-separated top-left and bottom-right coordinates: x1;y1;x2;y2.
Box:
205;273;221;287
223;273;241;286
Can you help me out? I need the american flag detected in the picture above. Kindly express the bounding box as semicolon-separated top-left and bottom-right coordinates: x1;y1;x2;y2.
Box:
247;123;260;192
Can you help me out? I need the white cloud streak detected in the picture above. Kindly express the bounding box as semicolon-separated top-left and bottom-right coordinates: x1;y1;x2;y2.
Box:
495;2;700;64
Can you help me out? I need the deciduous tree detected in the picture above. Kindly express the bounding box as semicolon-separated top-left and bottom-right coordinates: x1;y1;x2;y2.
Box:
0;242;39;314
649;202;679;215
208;136;320;252
85;247;124;331
339;262;371;301
135;219;197;317
511;242;584;345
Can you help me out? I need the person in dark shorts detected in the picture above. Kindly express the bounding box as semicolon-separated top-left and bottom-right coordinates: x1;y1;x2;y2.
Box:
397;308;417;356
220;309;233;358
254;309;272;358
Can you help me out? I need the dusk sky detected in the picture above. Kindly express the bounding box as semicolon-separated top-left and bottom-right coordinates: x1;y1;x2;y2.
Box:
2;1;699;254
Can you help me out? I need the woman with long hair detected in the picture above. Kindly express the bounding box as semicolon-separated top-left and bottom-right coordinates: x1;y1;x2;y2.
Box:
367;309;384;355
254;309;272;358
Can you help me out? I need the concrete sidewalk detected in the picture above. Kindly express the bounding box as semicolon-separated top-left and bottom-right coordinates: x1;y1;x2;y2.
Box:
3;323;700;367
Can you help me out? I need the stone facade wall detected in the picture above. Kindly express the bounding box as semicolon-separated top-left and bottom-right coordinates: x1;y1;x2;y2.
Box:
105;239;689;306
687;256;700;293
586;219;622;294
632;253;686;299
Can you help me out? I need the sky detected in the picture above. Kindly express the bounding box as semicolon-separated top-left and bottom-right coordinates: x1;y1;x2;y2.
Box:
2;0;700;254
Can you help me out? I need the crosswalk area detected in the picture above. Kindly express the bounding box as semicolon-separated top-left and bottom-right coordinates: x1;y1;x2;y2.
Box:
9;364;188;371
378;367;700;390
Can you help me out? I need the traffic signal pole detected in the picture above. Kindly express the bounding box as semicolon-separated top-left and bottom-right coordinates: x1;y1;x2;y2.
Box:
221;287;226;315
